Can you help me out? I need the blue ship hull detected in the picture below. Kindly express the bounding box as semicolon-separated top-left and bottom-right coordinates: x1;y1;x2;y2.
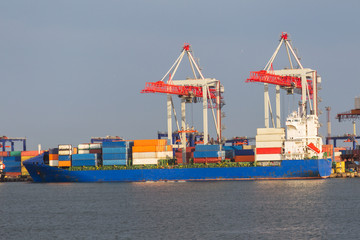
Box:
23;154;332;182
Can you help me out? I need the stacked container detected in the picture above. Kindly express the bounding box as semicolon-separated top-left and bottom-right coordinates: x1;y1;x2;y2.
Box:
58;144;72;167
175;147;195;164
132;139;173;165
322;144;333;159
49;148;59;166
3;152;21;176
72;153;100;167
255;128;285;162
102;141;131;166
193;145;225;163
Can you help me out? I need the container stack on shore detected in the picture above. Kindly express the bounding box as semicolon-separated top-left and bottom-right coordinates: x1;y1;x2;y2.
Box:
132;139;173;165
102;141;132;166
2;152;21;176
58;144;72;167
255;128;285;162
193;145;225;163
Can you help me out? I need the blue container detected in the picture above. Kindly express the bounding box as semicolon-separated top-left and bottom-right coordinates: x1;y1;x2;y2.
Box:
5;166;21;172
3;161;21;167
72;154;100;161
235;149;254;156
103;153;127;160
102;147;127;154
102;141;128;148
103;160;127;166
195;145;221;152
194;151;224;158
72;159;97;167
59;155;71;161
3;156;21;162
49;148;59;154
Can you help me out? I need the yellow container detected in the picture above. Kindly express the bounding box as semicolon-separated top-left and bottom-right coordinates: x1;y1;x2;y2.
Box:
132;146;166;152
21;166;29;175
58;161;71;167
336;162;345;173
21;156;35;161
133;139;167;147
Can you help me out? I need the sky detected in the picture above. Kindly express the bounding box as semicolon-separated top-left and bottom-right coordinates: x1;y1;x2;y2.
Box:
0;0;359;150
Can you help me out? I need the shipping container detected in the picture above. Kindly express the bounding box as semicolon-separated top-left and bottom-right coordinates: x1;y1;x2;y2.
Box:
103;147;127;154
193;151;225;158
102;141;128;148
49;160;59;167
58;144;72;150
256;141;284;148
21;151;42;156
49;154;59;160
133;158;158;165
256;147;282;154
78;144;90;150
78;149;90;154
132;146;166;152
103;153;127;160
195;144;222;152
132;152;157;159
234;155;255;162
58;161;71;167
133;139;167;147
49;148;59;154
59;155;71;161
72;159;97;167
102;160;127;166
72;154;100;161
58;150;72;155
234;149;254;156
255;154;282;161
9;151;22;157
89;143;102;149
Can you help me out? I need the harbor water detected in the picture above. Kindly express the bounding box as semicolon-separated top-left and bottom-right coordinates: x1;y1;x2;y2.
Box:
0;179;359;239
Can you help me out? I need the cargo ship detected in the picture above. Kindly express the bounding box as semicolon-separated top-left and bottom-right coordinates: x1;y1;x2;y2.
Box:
23;108;332;183
23;33;332;182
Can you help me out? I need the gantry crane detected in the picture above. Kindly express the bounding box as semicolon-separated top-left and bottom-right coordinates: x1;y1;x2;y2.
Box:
141;44;224;162
246;32;320;128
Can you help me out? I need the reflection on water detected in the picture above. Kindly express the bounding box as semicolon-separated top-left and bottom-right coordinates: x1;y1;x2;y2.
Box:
0;179;359;240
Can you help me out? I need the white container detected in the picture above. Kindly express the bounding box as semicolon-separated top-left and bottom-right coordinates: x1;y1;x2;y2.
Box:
78;149;90;154
49;160;59;167
132;152;157;159
255;154;282;161
257;128;285;135
132;158;158;165
89;143;102;149
58;144;72;150
256;135;285;142
58;150;72;155
256;141;284;148
78;144;90;150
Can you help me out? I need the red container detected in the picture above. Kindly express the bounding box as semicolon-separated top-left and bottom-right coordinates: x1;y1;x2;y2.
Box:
234;155;255;162
6;172;21;177
89;149;102;154
193;157;222;163
256;147;282;154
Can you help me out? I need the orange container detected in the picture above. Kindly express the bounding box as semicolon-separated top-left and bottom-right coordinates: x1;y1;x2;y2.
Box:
133;139;167;147
21;151;44;156
166;145;173;151
49;154;59;160
132;146;166;152
0;152;8;157
58;161;71;167
234;155;255;162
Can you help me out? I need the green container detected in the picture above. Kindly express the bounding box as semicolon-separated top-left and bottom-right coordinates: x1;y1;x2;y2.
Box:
10;151;22;157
